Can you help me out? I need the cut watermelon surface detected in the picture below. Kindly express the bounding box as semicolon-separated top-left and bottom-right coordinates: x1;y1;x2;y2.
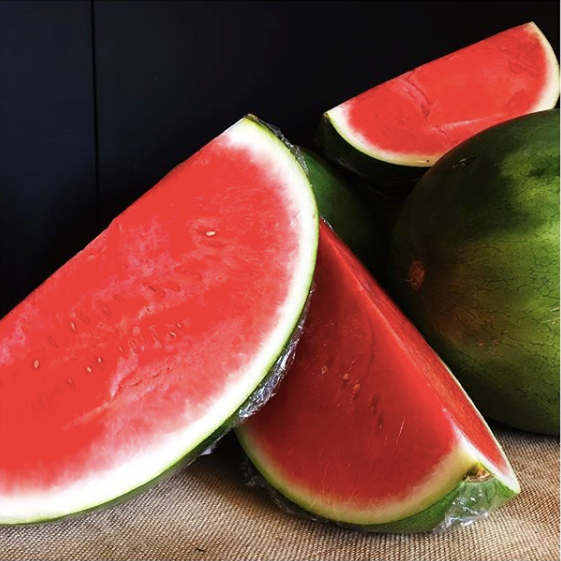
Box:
237;223;519;532
0;116;318;524
318;23;559;182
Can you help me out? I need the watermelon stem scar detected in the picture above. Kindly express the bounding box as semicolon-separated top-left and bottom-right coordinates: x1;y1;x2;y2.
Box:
407;260;426;292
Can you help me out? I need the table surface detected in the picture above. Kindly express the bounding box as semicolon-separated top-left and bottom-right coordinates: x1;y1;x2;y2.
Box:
4;428;559;561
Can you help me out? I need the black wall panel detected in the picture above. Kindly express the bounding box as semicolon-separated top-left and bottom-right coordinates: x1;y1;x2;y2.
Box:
0;0;558;316
0;0;97;316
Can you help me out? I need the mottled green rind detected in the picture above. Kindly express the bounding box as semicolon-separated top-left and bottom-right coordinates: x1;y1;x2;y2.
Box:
391;109;560;435
315;114;428;188
300;147;381;274
239;433;517;534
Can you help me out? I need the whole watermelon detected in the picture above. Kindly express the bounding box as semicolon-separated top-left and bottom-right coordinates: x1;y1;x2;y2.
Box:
390;110;560;435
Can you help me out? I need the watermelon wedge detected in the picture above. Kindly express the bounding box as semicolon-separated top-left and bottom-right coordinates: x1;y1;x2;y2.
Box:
317;22;559;185
0;115;318;524
236;223;519;532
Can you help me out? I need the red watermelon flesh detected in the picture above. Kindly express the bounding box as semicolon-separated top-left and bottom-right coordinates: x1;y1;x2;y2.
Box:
0;116;318;523
327;23;559;167
237;223;518;529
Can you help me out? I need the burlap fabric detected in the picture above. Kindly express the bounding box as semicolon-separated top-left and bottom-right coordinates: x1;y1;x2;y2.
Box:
3;428;559;561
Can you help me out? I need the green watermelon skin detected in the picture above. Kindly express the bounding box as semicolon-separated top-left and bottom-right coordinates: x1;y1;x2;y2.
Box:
391;110;560;435
300;147;381;274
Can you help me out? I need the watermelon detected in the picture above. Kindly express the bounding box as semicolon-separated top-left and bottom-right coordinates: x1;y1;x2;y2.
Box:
390;110;560;435
236;222;519;533
300;147;381;273
0;115;319;524
317;23;559;185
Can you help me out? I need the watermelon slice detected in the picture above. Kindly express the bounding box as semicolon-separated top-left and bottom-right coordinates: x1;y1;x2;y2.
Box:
317;22;559;185
236;223;519;532
0;116;319;524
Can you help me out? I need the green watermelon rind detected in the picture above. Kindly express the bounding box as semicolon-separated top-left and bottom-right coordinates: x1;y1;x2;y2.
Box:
390;109;560;435
299;147;382;273
3;115;319;525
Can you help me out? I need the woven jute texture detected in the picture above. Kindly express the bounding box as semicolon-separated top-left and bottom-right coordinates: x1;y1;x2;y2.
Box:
3;428;559;561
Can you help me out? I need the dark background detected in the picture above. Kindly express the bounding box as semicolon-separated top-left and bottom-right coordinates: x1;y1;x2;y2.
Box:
0;0;558;317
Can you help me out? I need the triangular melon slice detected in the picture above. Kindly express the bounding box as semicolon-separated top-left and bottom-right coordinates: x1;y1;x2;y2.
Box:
0;116;318;524
317;22;559;185
236;223;519;533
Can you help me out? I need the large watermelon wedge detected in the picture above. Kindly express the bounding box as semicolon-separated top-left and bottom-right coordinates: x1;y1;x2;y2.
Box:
317;23;559;185
0;115;318;524
390;110;560;435
236;223;519;533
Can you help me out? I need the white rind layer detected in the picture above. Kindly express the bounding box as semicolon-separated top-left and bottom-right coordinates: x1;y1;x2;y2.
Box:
327;22;560;168
527;22;561;111
0;116;319;524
